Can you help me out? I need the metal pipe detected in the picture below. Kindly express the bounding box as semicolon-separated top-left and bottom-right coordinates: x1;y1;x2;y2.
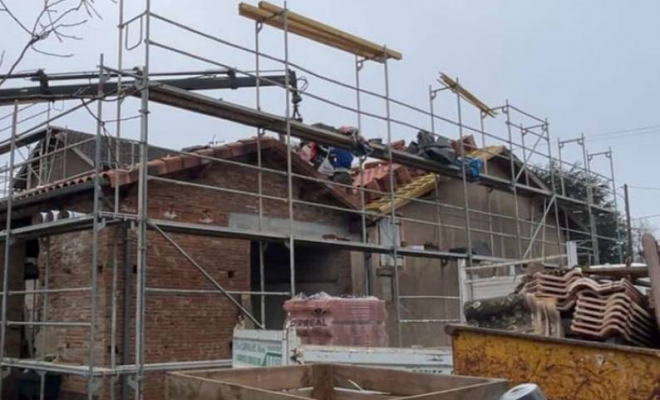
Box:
134;2;151;397
0;102;18;397
283;4;296;299
38;237;50;400
145;288;290;296
86;53;105;400
505;101;523;258
121;223;131;400
608;148;624;263
255;19;267;328
382;49;402;347
581;133;599;264
150;223;263;328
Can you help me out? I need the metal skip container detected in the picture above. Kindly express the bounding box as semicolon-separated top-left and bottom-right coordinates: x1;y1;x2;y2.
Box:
448;325;660;400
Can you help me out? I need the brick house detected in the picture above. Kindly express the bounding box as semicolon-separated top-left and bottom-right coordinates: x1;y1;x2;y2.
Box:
0;126;574;398
0;127;361;399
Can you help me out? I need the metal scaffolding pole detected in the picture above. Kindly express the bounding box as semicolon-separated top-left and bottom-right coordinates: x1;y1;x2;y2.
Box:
581;133;600;265
0;102;18;397
504;101;523;259
255;19;267;327
608;148;624;263
355;56;371;295
37;236;50;400
134;2;151;397
382;48;403;347
283;3;296;299
456;79;473;267
86;53;105;400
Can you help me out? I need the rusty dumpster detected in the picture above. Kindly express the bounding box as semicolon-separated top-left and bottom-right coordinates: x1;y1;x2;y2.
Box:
448;325;660;400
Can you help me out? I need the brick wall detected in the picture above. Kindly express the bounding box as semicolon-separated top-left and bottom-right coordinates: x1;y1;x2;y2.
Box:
28;151;356;400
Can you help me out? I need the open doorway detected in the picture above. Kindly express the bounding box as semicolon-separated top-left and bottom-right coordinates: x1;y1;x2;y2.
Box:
249;242;351;329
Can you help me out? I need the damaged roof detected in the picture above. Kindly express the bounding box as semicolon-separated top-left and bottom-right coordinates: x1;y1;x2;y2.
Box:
12;132;360;210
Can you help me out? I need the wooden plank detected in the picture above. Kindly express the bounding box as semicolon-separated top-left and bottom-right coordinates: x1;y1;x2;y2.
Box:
167;373;312;400
257;1;402;60
311;364;336;400
239;4;374;58
238;2;401;62
179;365;312;391
439;74;495;117
332;365;493;396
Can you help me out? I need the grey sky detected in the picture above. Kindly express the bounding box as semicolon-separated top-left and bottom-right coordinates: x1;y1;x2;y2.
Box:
1;0;659;223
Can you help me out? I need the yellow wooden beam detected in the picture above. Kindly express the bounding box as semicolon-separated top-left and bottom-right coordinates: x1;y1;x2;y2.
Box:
439;73;496;118
238;2;402;62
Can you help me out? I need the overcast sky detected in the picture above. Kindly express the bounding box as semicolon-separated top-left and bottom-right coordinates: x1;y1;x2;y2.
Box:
1;0;659;224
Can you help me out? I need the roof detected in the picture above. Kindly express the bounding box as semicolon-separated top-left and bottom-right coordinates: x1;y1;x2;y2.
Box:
13;126;172;191
13;135;359;210
364;145;506;215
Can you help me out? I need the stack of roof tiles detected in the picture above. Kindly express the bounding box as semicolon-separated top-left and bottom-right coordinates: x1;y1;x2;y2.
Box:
522;268;658;347
284;294;388;347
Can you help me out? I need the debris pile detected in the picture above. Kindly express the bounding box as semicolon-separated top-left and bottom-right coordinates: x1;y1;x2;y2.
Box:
520;268;658;347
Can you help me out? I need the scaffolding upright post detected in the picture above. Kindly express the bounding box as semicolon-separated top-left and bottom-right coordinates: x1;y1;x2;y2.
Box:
0;102;18;398
38;237;51;400
255;19;267;327
455;78;474;273
608;148;624;263
283;3;296;298
114;0;125;214
504;101;523;258
355;57;370;295
382;48;403;346
135;1;151;397
544;120;564;261
581;133;599;265
428;86;444;251
87;53;105;400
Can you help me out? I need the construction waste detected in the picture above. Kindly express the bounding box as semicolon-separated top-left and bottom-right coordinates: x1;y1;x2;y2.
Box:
284;293;388;347
465;267;659;348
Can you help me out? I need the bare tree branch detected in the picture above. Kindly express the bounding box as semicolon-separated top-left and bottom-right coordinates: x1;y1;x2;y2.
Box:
0;0;105;88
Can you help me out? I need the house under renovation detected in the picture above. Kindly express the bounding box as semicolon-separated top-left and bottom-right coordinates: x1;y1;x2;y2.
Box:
0;125;576;399
0;2;621;399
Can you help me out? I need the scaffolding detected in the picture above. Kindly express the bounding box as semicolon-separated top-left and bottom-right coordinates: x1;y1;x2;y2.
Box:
0;1;623;399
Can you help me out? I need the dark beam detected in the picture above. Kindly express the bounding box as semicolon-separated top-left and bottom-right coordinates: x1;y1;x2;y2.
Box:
146;84;614;214
0;73;292;106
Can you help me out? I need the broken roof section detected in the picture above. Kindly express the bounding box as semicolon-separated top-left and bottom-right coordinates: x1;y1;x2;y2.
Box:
13;126;172;192
12;130;359;210
352;134;553;216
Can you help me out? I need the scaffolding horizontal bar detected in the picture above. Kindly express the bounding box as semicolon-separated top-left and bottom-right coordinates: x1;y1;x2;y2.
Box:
0;73;293;106
145;83;614;214
146;287;291;296
399;319;461;323
398;295;460;300
1;358;232;376
7;321;90;327
8;287;91;296
150;218;505;262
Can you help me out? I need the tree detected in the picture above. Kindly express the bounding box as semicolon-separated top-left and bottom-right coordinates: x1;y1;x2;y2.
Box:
534;162;626;265
0;0;103;88
632;219;657;263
